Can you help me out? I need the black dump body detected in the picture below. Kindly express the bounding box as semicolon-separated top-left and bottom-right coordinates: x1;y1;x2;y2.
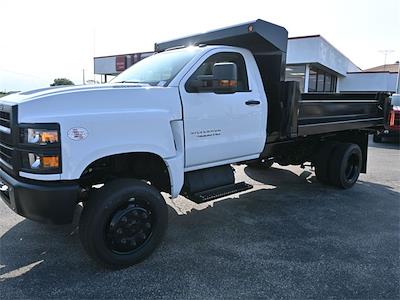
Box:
156;19;388;144
270;82;388;143
298;92;387;136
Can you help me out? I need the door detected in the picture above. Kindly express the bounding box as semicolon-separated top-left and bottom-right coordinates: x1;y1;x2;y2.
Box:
180;50;265;169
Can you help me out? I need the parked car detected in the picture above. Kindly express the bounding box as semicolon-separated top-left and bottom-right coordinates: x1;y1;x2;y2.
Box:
374;93;400;142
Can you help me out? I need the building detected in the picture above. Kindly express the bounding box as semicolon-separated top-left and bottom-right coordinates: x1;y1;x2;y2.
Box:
340;62;399;94
94;51;154;83
364;63;400;73
94;35;399;93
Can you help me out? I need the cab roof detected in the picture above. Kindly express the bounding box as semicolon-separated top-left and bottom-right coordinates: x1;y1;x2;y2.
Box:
155;19;288;56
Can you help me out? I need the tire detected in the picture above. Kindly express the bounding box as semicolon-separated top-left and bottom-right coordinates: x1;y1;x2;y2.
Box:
247;159;274;169
328;143;362;189
79;179;168;269
314;142;338;185
373;134;382;143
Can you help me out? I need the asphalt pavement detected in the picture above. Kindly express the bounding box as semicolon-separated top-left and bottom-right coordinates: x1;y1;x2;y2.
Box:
1;139;399;299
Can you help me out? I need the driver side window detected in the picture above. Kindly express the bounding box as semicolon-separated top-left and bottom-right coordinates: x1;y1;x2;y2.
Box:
186;52;250;93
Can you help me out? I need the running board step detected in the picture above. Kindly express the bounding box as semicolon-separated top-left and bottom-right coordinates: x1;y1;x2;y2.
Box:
189;182;253;203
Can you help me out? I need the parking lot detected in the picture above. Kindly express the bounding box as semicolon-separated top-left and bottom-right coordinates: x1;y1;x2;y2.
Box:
1;139;399;299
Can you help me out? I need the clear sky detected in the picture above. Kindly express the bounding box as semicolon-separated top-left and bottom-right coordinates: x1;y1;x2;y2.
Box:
1;0;399;92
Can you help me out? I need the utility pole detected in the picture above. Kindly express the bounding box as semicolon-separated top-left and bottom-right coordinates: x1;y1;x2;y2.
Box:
93;28;96;83
82;69;86;85
379;50;395;71
396;60;400;94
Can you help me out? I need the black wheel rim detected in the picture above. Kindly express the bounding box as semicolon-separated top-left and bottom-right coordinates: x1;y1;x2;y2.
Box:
105;197;154;254
344;152;360;183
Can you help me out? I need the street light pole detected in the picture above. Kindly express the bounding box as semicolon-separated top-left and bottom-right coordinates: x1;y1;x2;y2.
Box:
396;61;400;94
379;50;395;71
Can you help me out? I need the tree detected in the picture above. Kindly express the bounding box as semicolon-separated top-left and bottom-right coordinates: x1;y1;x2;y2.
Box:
86;79;100;85
0;91;19;98
50;78;74;86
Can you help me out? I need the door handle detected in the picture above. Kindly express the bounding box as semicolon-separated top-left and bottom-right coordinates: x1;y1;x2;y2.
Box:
245;100;260;106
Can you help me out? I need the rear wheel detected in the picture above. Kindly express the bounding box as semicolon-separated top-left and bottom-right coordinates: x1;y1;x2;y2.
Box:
79;179;168;269
328;143;362;189
314;142;337;185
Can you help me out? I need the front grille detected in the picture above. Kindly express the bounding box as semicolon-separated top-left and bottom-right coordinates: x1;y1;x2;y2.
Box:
0;111;11;128
0;106;15;172
0;142;13;168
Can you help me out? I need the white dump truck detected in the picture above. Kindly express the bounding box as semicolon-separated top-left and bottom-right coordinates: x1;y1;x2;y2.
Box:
0;19;390;268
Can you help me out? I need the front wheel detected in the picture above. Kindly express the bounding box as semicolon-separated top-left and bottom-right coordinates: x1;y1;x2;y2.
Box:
79;179;168;269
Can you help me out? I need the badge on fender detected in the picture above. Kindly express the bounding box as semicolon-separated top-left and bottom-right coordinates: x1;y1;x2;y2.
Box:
68;127;88;141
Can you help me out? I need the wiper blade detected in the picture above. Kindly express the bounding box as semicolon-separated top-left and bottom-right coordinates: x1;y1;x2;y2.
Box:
116;80;148;84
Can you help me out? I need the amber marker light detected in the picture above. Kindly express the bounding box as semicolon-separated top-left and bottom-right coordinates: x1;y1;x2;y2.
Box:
41;156;60;168
219;80;238;87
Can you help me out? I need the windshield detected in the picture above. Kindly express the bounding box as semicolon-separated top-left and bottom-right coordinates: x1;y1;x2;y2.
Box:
112;48;200;87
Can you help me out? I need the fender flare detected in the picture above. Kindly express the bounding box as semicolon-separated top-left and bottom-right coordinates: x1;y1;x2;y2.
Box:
63;146;184;199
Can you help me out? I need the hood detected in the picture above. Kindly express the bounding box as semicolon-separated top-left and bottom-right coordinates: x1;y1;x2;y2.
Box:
0;83;151;105
10;83;182;124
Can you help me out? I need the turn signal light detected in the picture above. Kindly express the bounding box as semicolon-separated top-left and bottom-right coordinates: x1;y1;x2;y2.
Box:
389;110;395;127
25;153;60;171
41;156;59;168
218;80;238;87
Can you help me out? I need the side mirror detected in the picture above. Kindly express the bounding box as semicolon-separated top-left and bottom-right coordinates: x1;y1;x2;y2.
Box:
212;62;238;94
185;62;238;94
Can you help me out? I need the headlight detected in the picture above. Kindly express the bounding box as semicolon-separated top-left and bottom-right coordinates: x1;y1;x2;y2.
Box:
23;128;59;145
18;124;61;174
21;152;60;173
